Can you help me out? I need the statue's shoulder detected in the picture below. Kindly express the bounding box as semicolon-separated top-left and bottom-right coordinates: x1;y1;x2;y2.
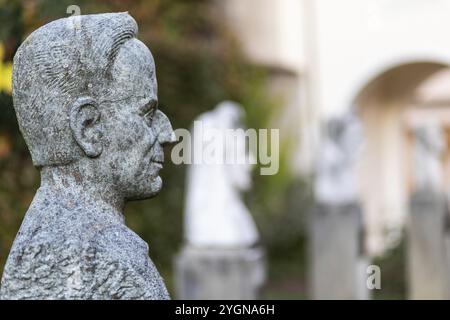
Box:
0;237;89;299
89;223;149;257
0;219;169;299
85;224;170;300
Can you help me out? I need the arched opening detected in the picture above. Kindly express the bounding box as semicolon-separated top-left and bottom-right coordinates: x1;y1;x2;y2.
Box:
0;91;39;277
353;61;450;299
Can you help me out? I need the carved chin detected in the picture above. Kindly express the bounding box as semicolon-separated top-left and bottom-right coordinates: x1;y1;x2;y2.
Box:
141;175;163;199
123;175;162;201
148;176;163;196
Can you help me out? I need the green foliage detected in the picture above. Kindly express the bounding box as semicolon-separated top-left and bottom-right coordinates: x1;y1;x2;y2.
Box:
0;93;39;274
0;0;23;61
372;235;406;299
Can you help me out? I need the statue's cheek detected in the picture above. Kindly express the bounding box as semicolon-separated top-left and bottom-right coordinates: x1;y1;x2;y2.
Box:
112;116;140;141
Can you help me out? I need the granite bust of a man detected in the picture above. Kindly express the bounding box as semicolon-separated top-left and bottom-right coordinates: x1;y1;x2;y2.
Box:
0;13;175;299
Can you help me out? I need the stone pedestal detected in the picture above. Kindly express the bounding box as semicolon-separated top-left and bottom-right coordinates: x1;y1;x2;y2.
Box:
444;232;450;299
175;246;266;300
309;202;369;299
408;191;449;299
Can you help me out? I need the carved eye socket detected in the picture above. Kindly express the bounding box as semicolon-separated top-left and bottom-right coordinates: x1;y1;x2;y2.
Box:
142;100;158;126
144;109;155;125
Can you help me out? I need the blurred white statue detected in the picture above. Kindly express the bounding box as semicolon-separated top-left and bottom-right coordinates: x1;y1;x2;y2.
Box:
184;101;259;248
315;111;363;205
413;125;445;192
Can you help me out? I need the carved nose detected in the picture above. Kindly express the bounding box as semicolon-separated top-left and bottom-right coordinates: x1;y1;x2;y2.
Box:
154;110;177;146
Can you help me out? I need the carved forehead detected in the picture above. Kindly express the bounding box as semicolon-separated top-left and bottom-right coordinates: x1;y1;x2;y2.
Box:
109;38;157;101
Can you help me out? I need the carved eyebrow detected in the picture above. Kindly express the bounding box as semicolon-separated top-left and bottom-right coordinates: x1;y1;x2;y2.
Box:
138;98;158;114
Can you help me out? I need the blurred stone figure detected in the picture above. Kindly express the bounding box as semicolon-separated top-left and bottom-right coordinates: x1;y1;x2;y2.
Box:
314;112;363;204
413;126;445;192
0;13;175;300
310;111;369;300
408;124;450;300
185;101;259;247
176;101;265;300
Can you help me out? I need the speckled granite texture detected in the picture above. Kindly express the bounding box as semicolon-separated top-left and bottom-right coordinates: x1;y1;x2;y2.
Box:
0;12;176;300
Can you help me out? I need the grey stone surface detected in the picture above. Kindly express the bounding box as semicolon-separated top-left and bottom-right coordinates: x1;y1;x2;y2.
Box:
0;13;176;300
309;202;369;299
408;191;449;299
175;246;266;299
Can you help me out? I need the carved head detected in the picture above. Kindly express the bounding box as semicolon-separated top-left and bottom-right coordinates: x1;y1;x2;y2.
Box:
12;13;176;199
215;101;254;191
325;111;362;154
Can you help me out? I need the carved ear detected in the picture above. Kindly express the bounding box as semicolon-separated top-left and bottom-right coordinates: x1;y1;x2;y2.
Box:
69;97;103;158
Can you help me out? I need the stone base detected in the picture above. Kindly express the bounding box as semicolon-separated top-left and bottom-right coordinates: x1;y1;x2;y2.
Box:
174;246;266;300
408;191;449;299
309;202;369;299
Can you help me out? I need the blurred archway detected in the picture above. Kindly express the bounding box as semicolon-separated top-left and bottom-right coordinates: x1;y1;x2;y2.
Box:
354;61;448;256
353;61;450;299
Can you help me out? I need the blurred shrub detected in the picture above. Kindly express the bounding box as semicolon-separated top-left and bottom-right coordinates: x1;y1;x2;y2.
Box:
372;234;406;299
0;92;39;275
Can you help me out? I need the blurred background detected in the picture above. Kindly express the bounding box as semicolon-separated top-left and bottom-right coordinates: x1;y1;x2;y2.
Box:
3;0;450;300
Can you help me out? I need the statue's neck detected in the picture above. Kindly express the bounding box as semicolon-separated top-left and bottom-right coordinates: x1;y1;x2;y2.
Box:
39;163;125;223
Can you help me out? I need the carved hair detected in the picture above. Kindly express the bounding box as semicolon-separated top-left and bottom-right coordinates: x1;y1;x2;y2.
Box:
12;13;138;167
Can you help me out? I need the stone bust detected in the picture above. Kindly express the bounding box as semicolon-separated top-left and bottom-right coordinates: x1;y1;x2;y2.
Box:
185;102;259;248
314;111;362;205
413;125;445;192
0;13;175;299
